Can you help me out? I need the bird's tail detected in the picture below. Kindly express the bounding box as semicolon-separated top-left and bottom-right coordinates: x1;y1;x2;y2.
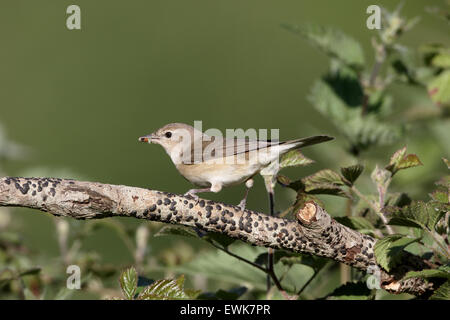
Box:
281;135;334;150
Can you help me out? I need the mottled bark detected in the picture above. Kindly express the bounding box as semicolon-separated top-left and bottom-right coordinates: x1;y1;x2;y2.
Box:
0;177;436;297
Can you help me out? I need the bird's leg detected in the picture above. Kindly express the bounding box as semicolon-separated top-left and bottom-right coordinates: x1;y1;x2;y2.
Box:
238;178;254;210
184;188;211;201
184;183;222;201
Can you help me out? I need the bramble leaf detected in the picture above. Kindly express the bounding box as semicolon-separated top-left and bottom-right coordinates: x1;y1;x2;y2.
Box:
119;266;138;300
430;281;450;300
280;149;314;168
340;164;364;186
403;266;450;281
374;235;420;272
385;147;423;175
137;275;199;300
384;201;447;231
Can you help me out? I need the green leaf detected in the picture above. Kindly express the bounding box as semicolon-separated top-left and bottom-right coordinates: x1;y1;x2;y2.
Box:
282;169;350;198
154;226;199;239
385;201;447;231
340;164;364;186
304;169;344;187
385;147;423;175
280;149;314;168
119;266;138;300
282;23;365;69
430;187;449;204
430;280;450;300
403;267;450;281
374;235;420;272
325;282;372;300
428;70;450;107
137;275;199;300
334;216;375;231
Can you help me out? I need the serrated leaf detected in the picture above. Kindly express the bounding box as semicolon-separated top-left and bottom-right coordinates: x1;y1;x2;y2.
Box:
430;187;449;204
304;169;344;186
282;23;365;69
340;164;364;185
283;169;351;198
280;149;314;168
119;267;138;300
428;70;450;106
374;235;420;272
385;147;423;175
430;280;450;300
403;268;450;281
137;275;197;300
154;226;199;239
385;201;447;231
334;216;375;231
325;281;372;300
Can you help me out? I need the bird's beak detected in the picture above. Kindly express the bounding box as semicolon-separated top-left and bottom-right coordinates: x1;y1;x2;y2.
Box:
138;134;156;143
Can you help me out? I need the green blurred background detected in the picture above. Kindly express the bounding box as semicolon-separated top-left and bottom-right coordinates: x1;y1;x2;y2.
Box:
0;0;448;299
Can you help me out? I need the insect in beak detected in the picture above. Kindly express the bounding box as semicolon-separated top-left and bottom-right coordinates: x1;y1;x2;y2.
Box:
138;134;156;143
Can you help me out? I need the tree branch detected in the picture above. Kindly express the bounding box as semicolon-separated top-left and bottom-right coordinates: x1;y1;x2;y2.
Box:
0;177;438;297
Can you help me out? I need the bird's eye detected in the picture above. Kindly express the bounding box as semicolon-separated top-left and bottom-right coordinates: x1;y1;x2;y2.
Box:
165;131;172;138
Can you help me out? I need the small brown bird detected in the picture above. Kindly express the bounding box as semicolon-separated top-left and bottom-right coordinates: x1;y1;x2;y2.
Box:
139;123;333;208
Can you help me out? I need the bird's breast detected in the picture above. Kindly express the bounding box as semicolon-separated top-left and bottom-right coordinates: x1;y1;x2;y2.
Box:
176;161;260;187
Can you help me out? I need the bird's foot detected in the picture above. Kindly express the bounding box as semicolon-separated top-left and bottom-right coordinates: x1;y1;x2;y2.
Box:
184;191;199;204
238;198;247;211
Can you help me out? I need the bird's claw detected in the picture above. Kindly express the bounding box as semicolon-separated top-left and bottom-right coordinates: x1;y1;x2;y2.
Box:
184;191;199;204
238;199;247;211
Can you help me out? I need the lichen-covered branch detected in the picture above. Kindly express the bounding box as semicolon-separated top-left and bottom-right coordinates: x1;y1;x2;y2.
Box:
0;177;437;297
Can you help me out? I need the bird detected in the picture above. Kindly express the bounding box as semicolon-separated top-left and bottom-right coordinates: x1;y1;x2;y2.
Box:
139;123;333;209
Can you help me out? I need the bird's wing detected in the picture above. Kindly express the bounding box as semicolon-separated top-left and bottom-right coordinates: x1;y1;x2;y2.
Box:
183;137;276;164
183;135;334;164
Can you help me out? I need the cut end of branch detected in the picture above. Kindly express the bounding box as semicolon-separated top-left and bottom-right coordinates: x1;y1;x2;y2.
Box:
296;201;317;225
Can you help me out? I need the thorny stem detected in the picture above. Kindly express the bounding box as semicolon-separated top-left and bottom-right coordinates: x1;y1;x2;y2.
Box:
350;186;394;235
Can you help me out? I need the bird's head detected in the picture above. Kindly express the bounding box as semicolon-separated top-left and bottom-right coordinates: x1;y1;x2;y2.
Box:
139;123;201;161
